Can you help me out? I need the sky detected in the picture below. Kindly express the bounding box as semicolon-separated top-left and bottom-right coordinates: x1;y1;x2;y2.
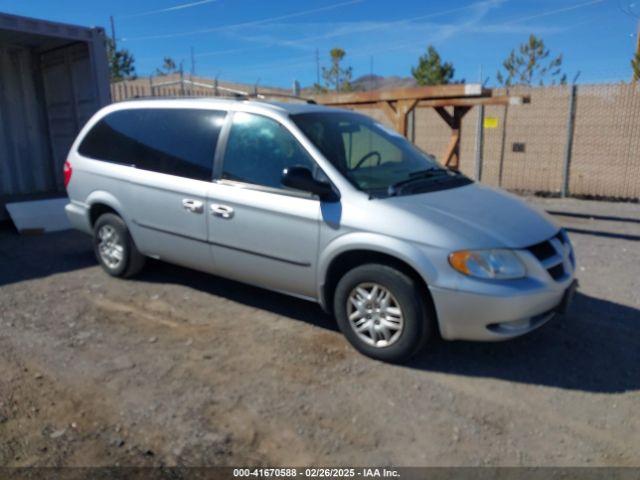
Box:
1;0;638;87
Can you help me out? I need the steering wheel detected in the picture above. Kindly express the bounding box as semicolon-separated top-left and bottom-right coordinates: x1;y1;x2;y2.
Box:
352;151;382;170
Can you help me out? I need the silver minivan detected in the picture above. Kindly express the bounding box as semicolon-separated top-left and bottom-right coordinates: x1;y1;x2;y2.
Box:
65;98;577;362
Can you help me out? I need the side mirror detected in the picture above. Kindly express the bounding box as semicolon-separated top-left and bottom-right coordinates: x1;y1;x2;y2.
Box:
282;166;338;201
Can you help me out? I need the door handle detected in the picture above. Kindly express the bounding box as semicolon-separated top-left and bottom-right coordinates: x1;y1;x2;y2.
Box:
182;199;204;213
210;203;234;219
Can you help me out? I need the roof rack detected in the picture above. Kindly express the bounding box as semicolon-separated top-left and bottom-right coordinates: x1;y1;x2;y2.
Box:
247;92;317;104
118;91;316;104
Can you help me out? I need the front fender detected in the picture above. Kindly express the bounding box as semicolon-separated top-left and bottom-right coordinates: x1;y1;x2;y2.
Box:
316;232;441;309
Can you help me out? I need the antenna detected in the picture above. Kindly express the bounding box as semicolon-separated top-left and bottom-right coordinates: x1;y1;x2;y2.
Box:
315;48;320;86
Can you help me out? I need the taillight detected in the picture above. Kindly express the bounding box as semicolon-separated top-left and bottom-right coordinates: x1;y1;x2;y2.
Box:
63;161;72;188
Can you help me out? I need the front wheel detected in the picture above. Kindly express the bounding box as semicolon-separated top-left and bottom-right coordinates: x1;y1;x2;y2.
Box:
333;264;434;362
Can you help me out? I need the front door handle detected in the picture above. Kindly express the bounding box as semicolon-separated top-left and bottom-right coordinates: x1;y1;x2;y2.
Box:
210;204;234;219
182;199;204;213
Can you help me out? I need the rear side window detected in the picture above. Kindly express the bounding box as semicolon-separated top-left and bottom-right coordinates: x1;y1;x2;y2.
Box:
78;108;226;181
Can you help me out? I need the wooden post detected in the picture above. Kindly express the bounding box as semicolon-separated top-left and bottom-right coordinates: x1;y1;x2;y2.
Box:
434;106;471;170
379;99;418;137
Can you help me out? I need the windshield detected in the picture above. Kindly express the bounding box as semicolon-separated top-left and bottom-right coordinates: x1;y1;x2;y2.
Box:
291;111;471;197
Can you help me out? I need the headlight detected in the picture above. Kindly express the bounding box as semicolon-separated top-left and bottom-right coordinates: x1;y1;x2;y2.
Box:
449;249;526;279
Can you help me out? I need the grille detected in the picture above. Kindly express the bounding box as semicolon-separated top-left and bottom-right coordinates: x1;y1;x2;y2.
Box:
526;230;573;281
547;263;565;280
527;239;556;262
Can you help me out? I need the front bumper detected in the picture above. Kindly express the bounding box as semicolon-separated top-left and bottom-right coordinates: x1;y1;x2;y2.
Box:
430;279;576;341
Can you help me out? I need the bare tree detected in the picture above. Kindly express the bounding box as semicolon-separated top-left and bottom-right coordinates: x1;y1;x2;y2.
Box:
155;57;178;76
322;48;354;92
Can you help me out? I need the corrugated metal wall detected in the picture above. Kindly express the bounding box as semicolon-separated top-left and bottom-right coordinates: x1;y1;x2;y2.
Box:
0;44;56;196
41;42;100;190
0;41;100;199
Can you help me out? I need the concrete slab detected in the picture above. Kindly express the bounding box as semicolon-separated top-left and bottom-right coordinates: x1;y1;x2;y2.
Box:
5;197;70;234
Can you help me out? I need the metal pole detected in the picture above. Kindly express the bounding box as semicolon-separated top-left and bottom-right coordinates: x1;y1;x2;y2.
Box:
634;21;640;82
474;65;484;181
190;46;195;77
474;104;485;181
562;84;578;197
407;108;415;143
497;90;509;188
179;62;185;96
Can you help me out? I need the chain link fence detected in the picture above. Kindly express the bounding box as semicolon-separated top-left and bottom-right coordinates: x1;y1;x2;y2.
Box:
110;74;289;101
410;83;640;201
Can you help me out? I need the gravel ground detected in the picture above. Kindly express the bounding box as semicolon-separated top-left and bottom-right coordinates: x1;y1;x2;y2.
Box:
0;196;638;467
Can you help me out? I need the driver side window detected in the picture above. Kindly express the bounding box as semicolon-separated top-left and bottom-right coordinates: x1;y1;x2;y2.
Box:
342;122;403;169
222;112;316;190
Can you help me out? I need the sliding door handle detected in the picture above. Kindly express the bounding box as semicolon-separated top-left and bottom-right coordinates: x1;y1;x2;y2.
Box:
182;199;204;213
210;204;234;219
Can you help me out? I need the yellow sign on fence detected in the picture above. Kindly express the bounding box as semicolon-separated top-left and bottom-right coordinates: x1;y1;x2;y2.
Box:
483;117;499;129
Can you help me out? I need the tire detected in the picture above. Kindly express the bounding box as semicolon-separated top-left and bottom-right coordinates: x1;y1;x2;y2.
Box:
333;264;434;362
93;213;145;278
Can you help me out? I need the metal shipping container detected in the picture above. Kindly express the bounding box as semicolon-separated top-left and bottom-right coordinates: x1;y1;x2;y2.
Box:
0;12;110;218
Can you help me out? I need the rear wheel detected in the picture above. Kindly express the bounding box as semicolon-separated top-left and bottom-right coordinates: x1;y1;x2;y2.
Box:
93;213;145;278
333;264;434;362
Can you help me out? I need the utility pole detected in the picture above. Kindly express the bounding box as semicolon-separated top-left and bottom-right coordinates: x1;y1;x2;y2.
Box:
190;46;196;77
315;48;320;86
110;15;117;49
369;56;374;91
179;61;185;95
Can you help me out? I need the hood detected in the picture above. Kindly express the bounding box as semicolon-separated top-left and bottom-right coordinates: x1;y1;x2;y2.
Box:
383;182;558;249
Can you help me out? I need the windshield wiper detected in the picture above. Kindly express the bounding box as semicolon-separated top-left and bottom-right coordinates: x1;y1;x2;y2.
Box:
387;168;451;196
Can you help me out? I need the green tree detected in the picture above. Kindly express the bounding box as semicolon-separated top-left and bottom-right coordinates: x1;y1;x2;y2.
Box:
322;48;353;92
312;83;328;94
156;57;178;76
411;45;455;85
632;50;640;82
107;38;136;81
497;34;567;86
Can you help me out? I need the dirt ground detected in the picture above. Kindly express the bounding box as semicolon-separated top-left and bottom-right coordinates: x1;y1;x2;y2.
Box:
0;196;638;467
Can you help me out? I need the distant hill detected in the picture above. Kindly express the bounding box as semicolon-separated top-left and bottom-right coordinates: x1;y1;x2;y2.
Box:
351;74;417;91
301;74;417;95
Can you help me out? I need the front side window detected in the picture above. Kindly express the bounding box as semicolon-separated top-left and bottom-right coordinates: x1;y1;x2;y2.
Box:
78;108;225;181
221;112;316;190
292;111;471;197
